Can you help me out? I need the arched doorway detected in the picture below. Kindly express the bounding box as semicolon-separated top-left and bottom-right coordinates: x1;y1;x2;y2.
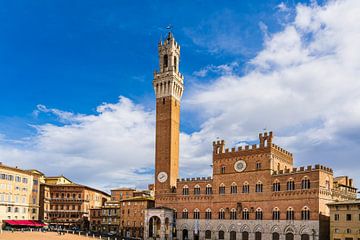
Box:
219;230;225;239
286;233;294;240
255;231;262;240
182;229;188;240
193;231;199;240
230;231;236;240
242;231;249;240
272;232;280;240
205;230;211;239
149;216;161;238
301;234;310;240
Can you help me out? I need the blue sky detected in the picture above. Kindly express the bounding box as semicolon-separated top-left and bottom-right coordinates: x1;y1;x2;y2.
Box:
0;0;359;191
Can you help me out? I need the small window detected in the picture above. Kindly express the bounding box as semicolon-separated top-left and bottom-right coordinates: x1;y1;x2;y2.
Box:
194;185;201;195
230;183;237;194
273;208;280;220
193;209;200;219
221;166;226;174
346;214;352;221
255;182;263;193
255;208;263;220
205;209;212;220
163;54;168;69
301;177;311;189
182;186;189;196
242;209;249;220
182;209;188;219
286;207;294;220
287;179;295;191
256;162;262;170
230;209;237;220
273;181;281;192
218;209;225;219
219;184;225;195
301;206;310;220
334;214;339;221
242;182;250;193
205;230;211;239
205;184;213;195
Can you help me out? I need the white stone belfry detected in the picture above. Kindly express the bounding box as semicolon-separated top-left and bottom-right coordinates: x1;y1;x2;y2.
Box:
153;32;184;101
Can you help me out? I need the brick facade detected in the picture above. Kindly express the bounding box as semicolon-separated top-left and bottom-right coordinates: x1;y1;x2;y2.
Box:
145;33;358;240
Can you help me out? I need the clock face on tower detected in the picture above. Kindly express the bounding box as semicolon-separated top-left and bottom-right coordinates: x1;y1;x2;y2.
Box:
157;172;168;183
234;160;247;172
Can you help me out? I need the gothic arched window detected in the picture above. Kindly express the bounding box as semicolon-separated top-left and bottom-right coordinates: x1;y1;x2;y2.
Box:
231;182;238;194
219;183;226;195
230;208;237;220
182;208;188;219
163;54;168;70
242;208;249;220
256;181;263;193
242;182;250;193
286;207;294;220
255;208;263;220
272;207;280;220
193;208;200;219
301;206;310;220
205;184;212;195
301;177;311;189
182;185;189;196
287;178;295;191
205;208;212;219
174;56;177;71
194;185;201;195
218;208;225;219
273;180;281;192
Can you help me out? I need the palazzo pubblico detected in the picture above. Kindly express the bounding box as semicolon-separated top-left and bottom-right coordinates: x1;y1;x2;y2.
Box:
144;32;357;240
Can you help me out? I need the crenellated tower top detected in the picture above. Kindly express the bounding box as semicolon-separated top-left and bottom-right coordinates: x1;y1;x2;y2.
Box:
153;32;184;101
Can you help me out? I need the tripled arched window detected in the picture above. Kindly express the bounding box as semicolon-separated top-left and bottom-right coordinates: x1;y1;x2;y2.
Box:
205;184;213;195
230;182;238;194
286;207;294;220
242;182;250;193
242;208;249;220
182;185;189;195
194;185;200;195
255;181;263;192
205;208;212;220
230;208;237;220
219;183;226;195
301;206;310;220
193;208;200;219
218;208;225;219
255;208;263;220
273;207;280;220
273;179;281;192
182;208;188;219
287;178;295;191
301;177;311;189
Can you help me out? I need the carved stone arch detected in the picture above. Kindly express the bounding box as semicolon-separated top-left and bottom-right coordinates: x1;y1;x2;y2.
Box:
240;224;251;232
231;182;237;186
204;223;213;231
228;224;237;232
253;224;264;233
299;226;312;235
180;223;190;231
271;225;281;233
284;225;296;234
216;223;227;232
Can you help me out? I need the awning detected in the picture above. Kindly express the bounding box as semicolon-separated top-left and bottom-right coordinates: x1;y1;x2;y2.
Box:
4;220;46;227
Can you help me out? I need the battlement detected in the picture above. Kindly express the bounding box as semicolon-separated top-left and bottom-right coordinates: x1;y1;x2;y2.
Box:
213;131;292;158
272;164;333;176
271;143;293;157
158;32;180;50
177;177;212;182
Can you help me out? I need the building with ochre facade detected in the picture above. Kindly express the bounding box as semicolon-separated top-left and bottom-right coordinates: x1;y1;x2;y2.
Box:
144;33;357;240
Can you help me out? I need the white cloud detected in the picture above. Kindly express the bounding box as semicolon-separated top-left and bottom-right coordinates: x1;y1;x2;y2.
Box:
183;0;360;185
0;97;156;191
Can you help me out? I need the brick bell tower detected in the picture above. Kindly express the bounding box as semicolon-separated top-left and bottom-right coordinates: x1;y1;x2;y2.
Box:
153;32;184;196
